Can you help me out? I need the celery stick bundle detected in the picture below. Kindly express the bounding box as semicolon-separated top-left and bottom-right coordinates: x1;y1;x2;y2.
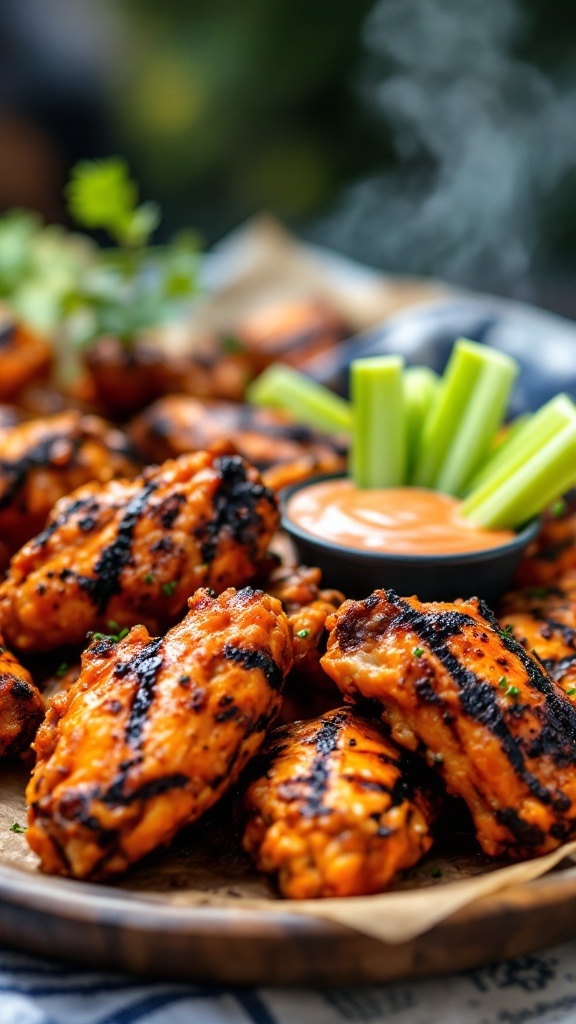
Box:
247;342;576;532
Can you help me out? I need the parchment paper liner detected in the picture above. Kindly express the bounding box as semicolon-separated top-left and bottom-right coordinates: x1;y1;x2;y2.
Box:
3;766;576;945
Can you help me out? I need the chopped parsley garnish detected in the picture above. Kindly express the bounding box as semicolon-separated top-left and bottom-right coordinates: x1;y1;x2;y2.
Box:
498;675;508;689
92;626;129;644
55;662;69;678
9;823;26;834
413;647;424;657
567;688;576;697
162;580;178;598
501;624;513;636
296;629;310;639
552;498;568;519
507;685;521;698
143;572;154;584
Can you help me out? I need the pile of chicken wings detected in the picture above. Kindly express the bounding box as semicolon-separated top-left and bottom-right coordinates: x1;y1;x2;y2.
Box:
3;310;576;899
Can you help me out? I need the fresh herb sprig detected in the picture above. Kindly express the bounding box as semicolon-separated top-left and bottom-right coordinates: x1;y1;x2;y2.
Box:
63;158;200;347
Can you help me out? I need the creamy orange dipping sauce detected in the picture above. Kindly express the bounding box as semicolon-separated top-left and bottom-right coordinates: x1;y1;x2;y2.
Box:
286;479;515;556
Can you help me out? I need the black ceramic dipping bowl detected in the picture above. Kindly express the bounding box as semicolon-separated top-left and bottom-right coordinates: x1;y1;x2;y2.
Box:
280;475;540;606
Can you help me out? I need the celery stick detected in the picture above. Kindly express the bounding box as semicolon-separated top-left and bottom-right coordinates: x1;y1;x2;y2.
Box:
462;408;576;530
404;366;440;477
247;363;352;434
412;339;518;494
350;355;406;488
462;394;575;515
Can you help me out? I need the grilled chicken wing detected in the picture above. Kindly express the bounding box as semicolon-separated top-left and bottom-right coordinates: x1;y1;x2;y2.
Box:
175;298;350;404
0;638;44;758
26;586;292;879
499;574;576;700
322;589;576;859
0;313;52;402
265;564;344;722
243;708;436;897
0;411;137;554
129;395;346;485
0;451;278;651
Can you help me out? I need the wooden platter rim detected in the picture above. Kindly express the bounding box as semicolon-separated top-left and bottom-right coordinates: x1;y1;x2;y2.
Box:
2;858;576;935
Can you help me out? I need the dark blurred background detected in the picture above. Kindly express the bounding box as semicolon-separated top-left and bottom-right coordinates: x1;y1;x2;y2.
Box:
2;0;576;315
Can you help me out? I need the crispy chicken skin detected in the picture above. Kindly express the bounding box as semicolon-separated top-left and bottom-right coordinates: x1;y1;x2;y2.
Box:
499;574;576;701
0;411;137;554
26;587;292;879
0;638;44;758
0;451;279;651
321;589;576;859
242;708;436;898
265;564;344;722
129;394;346;482
0;315;52;402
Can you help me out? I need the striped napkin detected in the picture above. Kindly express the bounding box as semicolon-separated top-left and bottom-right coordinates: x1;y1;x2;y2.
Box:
2;941;576;1024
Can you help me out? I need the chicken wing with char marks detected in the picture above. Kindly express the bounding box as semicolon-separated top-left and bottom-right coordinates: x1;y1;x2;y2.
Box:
129;395;346;487
243;708;437;898
499;573;576;701
0;451;278;651
0;637;44;758
322;590;576;859
26;586;292;879
0;411;137;555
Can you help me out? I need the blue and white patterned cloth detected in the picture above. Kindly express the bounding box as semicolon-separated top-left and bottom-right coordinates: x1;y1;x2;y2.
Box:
3;941;576;1024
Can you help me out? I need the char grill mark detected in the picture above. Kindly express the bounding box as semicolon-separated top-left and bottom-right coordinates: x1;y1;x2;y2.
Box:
222;642;283;691
78;481;157;612
100;772;189;807
199;455;275;564
34;497;97;548
0;434;83;511
123;638;164;745
542;653;576;680
300;712;346;817
0;324;16;346
387;594;576;813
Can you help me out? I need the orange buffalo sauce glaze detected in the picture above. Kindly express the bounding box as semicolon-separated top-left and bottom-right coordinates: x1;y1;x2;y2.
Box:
286;479;515;556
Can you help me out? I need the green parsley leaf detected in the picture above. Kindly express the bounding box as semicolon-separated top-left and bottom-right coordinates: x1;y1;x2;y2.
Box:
162;580;178;598
143;572;154;584
9;822;26;834
507;685;521;698
55;662;69;678
296;629;310;639
65;158;160;248
552;498;568;519
567;688;576;697
498;675;508;689
413;647;424;657
501;624;513;636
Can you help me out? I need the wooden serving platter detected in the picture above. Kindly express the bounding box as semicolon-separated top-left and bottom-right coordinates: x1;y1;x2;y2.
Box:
3;767;576;985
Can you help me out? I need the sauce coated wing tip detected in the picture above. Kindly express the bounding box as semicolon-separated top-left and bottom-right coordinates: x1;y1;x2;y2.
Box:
242;707;437;898
26;586;293;880
322;589;576;860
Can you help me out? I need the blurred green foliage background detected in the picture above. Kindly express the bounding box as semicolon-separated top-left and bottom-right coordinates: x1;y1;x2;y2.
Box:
3;0;576;313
